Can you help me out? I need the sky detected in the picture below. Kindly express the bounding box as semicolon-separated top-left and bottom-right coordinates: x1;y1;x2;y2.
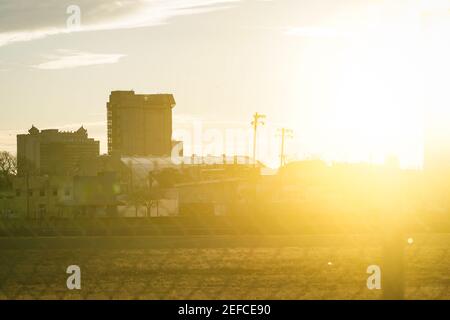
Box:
0;0;449;168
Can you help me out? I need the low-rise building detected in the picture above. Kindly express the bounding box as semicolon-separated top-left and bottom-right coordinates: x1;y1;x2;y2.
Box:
4;173;120;218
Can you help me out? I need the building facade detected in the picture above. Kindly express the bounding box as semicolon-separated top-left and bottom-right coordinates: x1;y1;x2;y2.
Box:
1;173;120;219
107;91;175;157
17;126;100;176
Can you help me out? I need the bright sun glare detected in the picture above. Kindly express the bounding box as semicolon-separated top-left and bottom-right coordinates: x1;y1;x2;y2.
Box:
294;0;449;169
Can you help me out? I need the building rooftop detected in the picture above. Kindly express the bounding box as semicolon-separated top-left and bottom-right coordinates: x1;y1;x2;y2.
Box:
21;126;90;138
109;90;175;107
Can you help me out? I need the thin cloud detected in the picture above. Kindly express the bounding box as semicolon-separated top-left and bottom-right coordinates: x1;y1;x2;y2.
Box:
0;28;63;48
33;50;126;70
284;26;355;38
0;0;239;48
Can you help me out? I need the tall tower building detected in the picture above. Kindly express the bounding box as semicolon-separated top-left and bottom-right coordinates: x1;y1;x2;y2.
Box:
107;91;175;157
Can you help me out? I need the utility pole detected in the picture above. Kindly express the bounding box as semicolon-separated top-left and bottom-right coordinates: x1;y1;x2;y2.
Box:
26;171;30;219
251;112;266;167
277;128;293;167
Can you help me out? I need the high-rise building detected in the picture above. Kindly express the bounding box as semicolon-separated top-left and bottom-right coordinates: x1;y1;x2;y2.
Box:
17;126;100;176
107;91;175;157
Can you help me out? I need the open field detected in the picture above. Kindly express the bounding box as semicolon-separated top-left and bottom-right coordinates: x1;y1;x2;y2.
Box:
0;234;449;300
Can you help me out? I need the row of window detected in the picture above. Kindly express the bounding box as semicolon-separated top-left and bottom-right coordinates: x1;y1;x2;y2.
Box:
15;188;71;198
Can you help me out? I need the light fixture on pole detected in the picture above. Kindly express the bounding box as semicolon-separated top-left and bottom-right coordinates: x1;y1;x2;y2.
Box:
251;112;266;166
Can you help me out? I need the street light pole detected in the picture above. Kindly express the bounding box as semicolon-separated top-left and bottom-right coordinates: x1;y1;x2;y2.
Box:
251;112;266;167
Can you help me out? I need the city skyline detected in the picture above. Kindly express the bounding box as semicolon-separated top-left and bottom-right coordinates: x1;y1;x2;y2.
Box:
1;0;450;303
1;0;449;169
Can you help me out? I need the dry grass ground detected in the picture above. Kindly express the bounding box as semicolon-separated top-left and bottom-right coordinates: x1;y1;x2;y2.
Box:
0;234;448;300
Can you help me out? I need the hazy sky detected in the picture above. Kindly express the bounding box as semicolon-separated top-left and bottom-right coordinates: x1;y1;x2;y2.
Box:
0;0;448;168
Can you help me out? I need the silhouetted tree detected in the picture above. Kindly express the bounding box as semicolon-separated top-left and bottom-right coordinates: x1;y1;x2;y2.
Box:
0;151;17;190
